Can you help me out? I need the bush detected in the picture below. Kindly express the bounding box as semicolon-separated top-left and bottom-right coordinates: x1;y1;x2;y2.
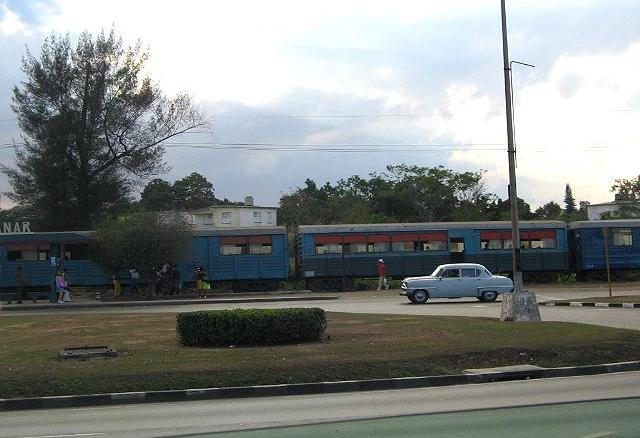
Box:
176;308;327;347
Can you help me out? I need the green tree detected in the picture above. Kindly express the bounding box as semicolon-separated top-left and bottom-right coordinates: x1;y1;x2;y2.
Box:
172;172;218;210
564;184;577;213
2;30;204;230
533;201;562;220
91;212;190;293
610;175;640;218
140;178;174;211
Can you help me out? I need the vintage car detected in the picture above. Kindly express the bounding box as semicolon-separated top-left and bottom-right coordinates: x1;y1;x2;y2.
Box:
400;263;514;304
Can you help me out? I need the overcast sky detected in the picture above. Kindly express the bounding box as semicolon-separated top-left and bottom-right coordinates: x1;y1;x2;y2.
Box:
1;0;639;209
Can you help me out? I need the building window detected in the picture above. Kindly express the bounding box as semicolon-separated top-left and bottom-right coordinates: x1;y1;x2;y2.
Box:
221;212;231;224
253;211;262;223
267;211;274;224
612;228;633;246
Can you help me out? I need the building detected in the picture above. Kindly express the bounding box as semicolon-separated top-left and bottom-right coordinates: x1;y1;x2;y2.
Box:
587;198;639;220
187;196;277;229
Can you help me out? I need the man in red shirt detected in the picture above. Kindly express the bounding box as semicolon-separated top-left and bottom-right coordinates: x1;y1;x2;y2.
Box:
377;258;389;290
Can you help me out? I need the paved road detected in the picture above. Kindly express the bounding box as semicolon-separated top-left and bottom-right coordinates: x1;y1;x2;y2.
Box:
2;372;640;438
5;291;640;330
183;398;640;438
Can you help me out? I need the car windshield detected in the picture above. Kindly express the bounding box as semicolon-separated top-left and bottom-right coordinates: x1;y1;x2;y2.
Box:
431;267;443;277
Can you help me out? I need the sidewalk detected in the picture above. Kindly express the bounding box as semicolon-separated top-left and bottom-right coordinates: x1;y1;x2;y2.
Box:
0;291;340;312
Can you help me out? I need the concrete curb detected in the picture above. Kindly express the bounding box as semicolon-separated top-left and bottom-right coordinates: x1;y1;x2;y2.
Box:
0;295;340;312
540;301;640;309
1;360;638;412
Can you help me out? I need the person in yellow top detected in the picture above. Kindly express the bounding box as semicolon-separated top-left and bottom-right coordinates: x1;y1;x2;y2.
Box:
112;275;122;300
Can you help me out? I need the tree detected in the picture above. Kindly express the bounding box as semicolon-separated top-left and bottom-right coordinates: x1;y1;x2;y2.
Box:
564;184;577;213
2;30;204;230
278;165;493;228
533;201;562;220
140;178;174;211
610;175;640;218
172;172;217;210
91;212;191;293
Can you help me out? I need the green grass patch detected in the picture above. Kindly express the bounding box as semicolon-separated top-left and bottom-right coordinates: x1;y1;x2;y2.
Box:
1;312;639;399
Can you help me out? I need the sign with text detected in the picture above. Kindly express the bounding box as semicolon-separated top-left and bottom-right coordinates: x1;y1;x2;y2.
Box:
0;222;32;234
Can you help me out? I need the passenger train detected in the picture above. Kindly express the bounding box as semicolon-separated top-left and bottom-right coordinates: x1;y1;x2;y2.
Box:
1;219;639;299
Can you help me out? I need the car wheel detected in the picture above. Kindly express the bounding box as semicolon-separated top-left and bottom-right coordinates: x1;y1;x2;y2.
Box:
413;289;428;304
480;291;498;302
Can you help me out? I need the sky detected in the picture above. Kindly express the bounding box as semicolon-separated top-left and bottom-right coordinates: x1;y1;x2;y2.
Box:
1;0;639;209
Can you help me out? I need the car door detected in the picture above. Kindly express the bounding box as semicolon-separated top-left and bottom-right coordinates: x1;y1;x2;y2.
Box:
436;268;461;297
460;268;480;297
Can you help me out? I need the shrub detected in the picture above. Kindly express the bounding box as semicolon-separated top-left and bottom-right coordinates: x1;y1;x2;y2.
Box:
176;308;327;347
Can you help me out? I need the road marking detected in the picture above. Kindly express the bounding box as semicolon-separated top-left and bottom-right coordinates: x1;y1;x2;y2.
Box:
17;434;106;438
580;432;617;438
471;305;487;308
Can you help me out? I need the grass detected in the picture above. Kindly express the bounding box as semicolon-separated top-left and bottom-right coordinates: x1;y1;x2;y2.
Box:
1;312;640;399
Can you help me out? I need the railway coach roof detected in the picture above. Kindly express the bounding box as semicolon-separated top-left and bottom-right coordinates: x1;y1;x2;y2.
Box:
569;219;640;229
0;230;93;242
191;226;287;236
298;221;566;234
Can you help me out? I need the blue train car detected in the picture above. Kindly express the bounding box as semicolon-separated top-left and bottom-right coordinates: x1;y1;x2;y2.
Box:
1;227;290;295
178;227;289;291
0;231;107;291
297;221;568;289
569;220;640;279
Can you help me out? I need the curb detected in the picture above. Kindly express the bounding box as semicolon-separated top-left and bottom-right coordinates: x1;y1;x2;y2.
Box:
1;360;638;412
0;295;340;312
540;301;640;309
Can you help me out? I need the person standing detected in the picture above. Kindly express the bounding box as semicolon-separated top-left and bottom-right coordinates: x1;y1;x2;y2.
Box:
377;258;389;291
56;270;67;304
112;274;122;300
15;266;25;304
129;268;140;294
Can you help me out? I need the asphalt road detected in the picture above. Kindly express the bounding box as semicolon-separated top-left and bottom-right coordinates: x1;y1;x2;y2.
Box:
182;398;640;438
4;286;640;330
2;372;640;438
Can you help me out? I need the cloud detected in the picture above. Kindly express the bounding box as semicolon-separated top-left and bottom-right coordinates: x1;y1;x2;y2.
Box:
0;4;30;35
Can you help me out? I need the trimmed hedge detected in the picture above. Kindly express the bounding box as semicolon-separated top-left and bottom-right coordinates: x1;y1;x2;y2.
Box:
176;308;327;347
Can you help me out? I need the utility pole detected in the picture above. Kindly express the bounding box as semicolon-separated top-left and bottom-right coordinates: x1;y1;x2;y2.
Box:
499;0;541;322
500;0;522;292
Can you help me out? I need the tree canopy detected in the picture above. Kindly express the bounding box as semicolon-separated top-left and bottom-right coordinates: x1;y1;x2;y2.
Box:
609;175;640;218
2;29;204;230
139;172;219;211
91;212;191;284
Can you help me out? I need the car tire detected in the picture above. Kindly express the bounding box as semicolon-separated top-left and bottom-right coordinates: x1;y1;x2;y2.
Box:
479;291;498;302
413;289;428;304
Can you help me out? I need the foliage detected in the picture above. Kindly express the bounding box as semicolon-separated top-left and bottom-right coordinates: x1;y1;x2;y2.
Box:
564;184;577;213
139;172;220;211
90;211;190;282
2;29;204;230
278;165;500;228
176;308;327;347
533;201;562;220
609;175;640;218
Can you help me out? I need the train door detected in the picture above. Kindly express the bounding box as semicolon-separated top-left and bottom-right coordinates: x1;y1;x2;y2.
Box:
449;237;465;263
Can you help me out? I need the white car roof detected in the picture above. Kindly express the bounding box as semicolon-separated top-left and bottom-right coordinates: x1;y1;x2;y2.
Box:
436;263;488;270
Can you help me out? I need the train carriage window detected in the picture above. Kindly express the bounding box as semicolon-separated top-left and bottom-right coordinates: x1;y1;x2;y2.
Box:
422;240;447;251
346;243;367;253
220;236;248;255
315;243;342;254
6;243;40;261
368;241;391;253
612;229;633;246
248;236;272;255
392;241;418;252
63;243;88;260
